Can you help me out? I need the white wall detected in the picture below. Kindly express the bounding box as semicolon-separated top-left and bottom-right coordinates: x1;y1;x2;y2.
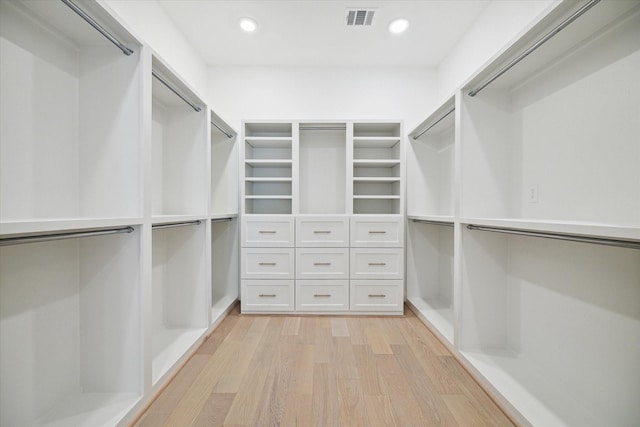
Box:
101;0;209;97
208;66;437;134
437;0;558;100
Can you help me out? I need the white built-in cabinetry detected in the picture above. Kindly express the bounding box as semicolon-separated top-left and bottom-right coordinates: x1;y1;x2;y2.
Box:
240;121;404;314
407;1;640;426
0;1;239;425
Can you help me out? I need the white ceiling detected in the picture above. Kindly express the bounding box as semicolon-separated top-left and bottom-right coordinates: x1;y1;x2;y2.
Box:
157;0;490;67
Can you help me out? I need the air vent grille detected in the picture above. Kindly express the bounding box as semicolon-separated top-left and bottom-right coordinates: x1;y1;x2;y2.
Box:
346;9;375;26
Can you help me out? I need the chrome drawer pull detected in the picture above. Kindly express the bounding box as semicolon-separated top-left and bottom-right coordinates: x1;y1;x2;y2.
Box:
368;262;386;266
313;294;332;298
259;230;276;234
259;294;277;298
313;262;331;266
368;294;387;298
259;262;277;266
368;231;386;234
313;230;331;234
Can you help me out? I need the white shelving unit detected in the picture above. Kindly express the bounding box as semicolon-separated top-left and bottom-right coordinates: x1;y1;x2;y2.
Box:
211;217;239;322
0;0;142;232
0;229;142;427
151;222;208;385
406;1;640;426
151;57;208;220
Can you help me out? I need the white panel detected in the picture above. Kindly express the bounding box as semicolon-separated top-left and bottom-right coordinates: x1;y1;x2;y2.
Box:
350;248;404;280
241;248;294;279
350;216;404;247
296;216;348;247
295;248;349;279
241;280;294;312
350;280;403;312
296;280;349;311
242;216;294;247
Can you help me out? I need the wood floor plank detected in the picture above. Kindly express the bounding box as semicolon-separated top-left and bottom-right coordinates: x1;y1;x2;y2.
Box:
314;318;334;363
347;317;368;345
375;354;426;426
281;393;313;427
332;336;360;380
311;362;339;427
196;306;240;354
365;322;393;355
337;378;367;427
363;395;397;427
352;344;382;395
191;393;235;427
331;317;350;337
282;316;301;336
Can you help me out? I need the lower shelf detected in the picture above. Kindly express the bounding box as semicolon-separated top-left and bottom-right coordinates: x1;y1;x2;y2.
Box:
152;328;206;385
406;297;454;345
34;393;140;427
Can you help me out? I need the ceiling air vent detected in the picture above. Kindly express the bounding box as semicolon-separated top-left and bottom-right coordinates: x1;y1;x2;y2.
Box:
346;9;375;26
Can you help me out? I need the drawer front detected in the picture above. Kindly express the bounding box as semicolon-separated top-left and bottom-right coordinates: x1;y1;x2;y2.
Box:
241;248;294;279
296;217;349;247
350;217;404;247
350;248;404;280
350;280;403;312
242;280;294;312
242;216;294;247
296;248;349;279
296;280;349;312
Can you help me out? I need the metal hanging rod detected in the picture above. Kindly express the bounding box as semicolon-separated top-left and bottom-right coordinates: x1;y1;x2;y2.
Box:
152;70;202;112
211;217;234;223
412;106;455;140
412;219;454;227
152;220;202;230
466;224;640;250
211;121;233;139
0;226;134;247
299;126;346;131
468;0;600;97
60;0;133;56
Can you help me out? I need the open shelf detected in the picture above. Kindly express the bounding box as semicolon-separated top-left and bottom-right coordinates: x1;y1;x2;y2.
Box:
245;122;292;138
151;222;208;385
353;122;401;138
211;218;239;323
152;57;207;217
211;114;238;216
0;228;142;426
460;2;640;228
460;225;640;426
408;97;455;217
406;219;455;344
0;0;142;225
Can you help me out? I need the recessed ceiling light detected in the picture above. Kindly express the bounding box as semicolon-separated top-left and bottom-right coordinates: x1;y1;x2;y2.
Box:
388;18;409;34
239;17;257;33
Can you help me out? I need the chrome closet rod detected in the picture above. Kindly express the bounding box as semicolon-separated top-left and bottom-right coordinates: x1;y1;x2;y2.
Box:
211;121;233;139
468;0;600;97
0;226;134;247
412;219;454;227
412;106;455;140
466;224;640;250
60;0;133;56
299;126;346;131
152;220;201;230
152;71;202;112
211;217;233;223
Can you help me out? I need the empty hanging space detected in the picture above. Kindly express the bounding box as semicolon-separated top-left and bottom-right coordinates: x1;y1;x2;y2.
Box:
460;225;640;426
210;112;238;217
352;122;402;214
299;123;347;214
151;222;208;385
211;217;239;322
0;0;142;226
406;220;455;345
244;122;293;214
408;99;455;219
152;58;208;219
460;1;640;228
0;228;142;427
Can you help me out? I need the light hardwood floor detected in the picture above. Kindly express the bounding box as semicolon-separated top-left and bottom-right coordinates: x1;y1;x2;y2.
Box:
133;306;515;427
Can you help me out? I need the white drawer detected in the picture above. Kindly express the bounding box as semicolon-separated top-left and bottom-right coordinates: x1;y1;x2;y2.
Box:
296;217;349;247
242;280;294;312
350;248;404;280
350;280;403;312
296;280;349;312
296;248;349;280
350;216;404;247
241;248;294;279
242;216;294;247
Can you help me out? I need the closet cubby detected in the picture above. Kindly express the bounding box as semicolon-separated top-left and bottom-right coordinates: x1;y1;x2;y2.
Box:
243;122;293;215
460;225;640;427
0;229;142;427
210;112;238;216
299;123;347;214
407;98;455;218
211;218;239;322
151;223;208;385
460;1;640;229
406;220;455;345
352;122;403;215
152;58;207;219
0;0;142;228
